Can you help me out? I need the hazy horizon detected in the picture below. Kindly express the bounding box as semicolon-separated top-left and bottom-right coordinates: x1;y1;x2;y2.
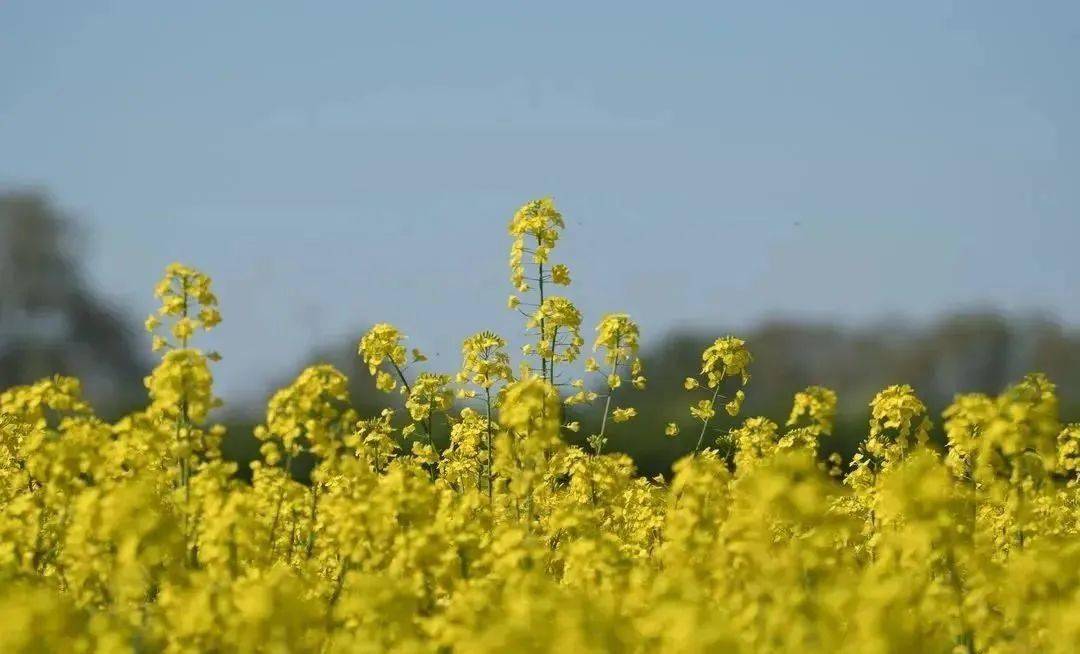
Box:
3;1;1077;402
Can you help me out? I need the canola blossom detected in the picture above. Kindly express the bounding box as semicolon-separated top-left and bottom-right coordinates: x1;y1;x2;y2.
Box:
1;198;1079;653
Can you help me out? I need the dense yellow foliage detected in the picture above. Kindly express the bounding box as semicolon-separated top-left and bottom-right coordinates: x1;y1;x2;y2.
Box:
1;202;1079;653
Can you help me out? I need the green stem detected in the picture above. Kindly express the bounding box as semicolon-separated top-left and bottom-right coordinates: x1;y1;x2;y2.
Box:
485;388;494;504
594;347;621;456
549;326;558;386
536;233;547;381
694;384;722;455
305;483;320;559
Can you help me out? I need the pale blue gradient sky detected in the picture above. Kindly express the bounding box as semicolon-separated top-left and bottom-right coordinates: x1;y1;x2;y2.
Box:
2;1;1077;403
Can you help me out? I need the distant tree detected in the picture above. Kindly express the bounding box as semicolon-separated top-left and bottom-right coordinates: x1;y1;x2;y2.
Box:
0;190;147;416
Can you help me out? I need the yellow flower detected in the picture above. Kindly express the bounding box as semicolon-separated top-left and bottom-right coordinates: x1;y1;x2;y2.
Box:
725;389;745;416
171;317;196;342
146;263;221;351
460;331;512;389
867;384;931;463
411;441;439;465
612;407;637;423
498;373;562;439
701;336;752;387
375;371;397;392
665;422;680;437
550;263;571;285
405;373;453;423
787;385;838;435
527;296;583;364
690;398;716;421
358;323;408;376
198;306;222;329
593;313;640;366
508;197;566;294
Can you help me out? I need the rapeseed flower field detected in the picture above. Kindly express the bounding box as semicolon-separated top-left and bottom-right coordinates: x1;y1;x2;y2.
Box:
1;198;1078;652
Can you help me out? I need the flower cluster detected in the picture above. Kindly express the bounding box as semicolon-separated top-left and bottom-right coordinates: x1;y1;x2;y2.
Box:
682;336;753;453
145;262;221;352
581;313;646;454
526;296;584;372
358;323;410;392
508;198;583;385
507;197;567;295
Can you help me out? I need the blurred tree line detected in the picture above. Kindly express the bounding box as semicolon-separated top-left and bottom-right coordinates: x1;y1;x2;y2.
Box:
4;189;1078;478
0;191;148;417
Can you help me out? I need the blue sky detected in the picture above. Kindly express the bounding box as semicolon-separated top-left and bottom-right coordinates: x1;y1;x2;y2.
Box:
2;1;1077;403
